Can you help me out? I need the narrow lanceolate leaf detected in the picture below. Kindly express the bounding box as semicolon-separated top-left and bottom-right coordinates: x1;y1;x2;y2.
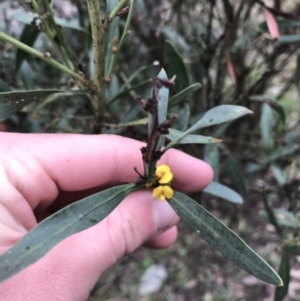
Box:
105;0;119;76
0;183;135;283
11;12;89;34
167;105;252;147
262;190;282;237
274;252;290;301
165;128;221;149
16;25;40;71
278;35;300;43
165;40;189;91
204;144;219;181
295;54;300;94
261;209;300;229
0;80;11;93
224;155;247;197
169;192;283;286
157;69;169;125
202;181;243;204
283;241;300;256
156;69;170;149
168;83;201;107
270;165;287;186
260;103;274;149
0;90;85;121
186;105;252;134
107;79;152;105
175;104;190;131
250;95;285;125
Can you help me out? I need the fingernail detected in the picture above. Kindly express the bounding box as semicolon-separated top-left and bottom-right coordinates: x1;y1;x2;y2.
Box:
153;200;178;233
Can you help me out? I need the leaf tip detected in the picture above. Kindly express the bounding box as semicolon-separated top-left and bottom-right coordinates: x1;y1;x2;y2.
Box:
277;279;284;287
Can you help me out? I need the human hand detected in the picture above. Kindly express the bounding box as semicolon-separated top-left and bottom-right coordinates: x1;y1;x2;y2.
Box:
0;133;212;301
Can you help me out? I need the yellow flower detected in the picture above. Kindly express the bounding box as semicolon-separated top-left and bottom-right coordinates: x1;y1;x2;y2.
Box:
155;164;173;184
152;185;174;201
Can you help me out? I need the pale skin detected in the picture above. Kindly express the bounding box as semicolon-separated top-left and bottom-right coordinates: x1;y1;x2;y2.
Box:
0;133;213;301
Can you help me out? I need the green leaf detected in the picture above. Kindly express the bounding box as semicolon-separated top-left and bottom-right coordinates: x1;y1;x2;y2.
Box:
270;165;287;186
295;54;300;94
0;183;135;283
16;25;40;71
107;79;152;105
11;12;89;34
0;79;11;92
169;192;283;286
162;28;192;53
250;95;285;125
260;103;274;149
166;128;221;147
189;105;252;132
204;144;219;181
260;208;300;228
168;83;201;107
20;61;35;90
278;35;300;43
119;65;156;92
167;105;252;147
283;241;300;256
274;252;290;301
224;155;248;197
174;103;190;131
106;117;148;129
261;190;282;237
262;145;297;163
156;69;170;149
0;89;62;121
277;20;300;28
202;181;243;204
105;0;119;76
157;69;169;125
165;41;189;91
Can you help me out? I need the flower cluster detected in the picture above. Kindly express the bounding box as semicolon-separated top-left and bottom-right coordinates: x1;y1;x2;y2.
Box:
152;165;174;201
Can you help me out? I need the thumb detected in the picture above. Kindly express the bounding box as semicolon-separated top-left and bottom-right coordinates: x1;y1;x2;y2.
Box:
0;190;178;301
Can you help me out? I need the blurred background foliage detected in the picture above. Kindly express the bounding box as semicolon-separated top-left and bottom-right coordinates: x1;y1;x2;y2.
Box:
0;0;300;300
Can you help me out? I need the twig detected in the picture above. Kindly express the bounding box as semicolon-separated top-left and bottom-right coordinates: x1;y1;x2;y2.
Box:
86;0;106;124
0;31;85;84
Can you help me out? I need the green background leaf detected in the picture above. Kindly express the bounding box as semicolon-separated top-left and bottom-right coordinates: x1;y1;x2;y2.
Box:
165;40;189;91
274;252;290;301
186;105;252;134
0;183;135;283
0;90;86;121
260;103;274;149
16;25;40;71
204;144;220;181
168;83;201;107
169;191;282;286
203;181;244;204
166;128;221;145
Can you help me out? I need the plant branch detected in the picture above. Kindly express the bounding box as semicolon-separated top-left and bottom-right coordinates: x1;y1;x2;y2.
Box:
30;0;71;68
86;0;106;123
43;0;79;70
106;0;136;78
109;0;128;20
0;31;85;84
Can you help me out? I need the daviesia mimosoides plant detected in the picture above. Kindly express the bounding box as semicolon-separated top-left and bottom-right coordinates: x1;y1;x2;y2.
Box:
0;71;283;287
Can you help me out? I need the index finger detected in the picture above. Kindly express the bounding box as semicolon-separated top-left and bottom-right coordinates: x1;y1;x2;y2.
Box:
2;133;213;209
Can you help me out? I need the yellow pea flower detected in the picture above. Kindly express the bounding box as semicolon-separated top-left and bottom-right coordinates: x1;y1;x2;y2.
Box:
155;164;173;184
152;185;174;201
151;165;174;201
